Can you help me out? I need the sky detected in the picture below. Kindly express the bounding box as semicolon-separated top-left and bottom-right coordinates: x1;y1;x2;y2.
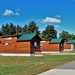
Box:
0;0;75;35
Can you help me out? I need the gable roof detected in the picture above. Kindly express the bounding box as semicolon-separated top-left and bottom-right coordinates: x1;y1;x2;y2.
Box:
50;38;63;43
67;40;75;44
17;33;41;41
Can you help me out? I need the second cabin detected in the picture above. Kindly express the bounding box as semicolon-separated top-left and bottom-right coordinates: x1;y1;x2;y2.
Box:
64;40;75;51
40;38;64;53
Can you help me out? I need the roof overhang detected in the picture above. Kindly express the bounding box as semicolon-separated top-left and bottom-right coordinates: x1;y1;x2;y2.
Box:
1;35;17;38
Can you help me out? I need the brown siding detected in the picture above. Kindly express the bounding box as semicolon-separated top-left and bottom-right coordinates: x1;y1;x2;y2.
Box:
16;41;30;53
64;42;71;49
0;43;3;53
49;44;60;51
0;37;31;54
40;41;60;52
0;37;17;53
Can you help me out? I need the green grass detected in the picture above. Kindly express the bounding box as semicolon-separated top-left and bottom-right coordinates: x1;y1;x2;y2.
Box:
63;50;75;53
0;55;75;75
70;50;75;53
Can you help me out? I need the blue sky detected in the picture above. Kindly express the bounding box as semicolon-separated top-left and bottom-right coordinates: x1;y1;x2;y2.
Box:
0;0;75;35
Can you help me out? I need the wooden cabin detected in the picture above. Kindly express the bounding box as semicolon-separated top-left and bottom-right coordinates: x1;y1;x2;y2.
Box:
64;40;75;51
0;34;42;56
17;34;42;56
40;38;64;53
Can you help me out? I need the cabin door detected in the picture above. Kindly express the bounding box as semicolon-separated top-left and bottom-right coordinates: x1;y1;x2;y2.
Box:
60;43;64;52
74;43;75;50
71;44;75;50
34;42;38;51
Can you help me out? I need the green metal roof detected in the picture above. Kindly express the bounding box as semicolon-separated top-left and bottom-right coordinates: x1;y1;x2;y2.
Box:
50;38;63;43
17;33;37;41
67;40;75;44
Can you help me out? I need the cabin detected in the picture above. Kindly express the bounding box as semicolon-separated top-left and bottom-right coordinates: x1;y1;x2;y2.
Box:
64;40;75;51
17;34;42;56
0;34;42;56
40;38;64;53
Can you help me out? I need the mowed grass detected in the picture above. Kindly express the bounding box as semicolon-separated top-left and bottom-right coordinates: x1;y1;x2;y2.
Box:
0;55;75;75
64;50;75;53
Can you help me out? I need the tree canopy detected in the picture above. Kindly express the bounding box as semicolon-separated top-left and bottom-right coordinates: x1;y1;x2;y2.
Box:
27;21;40;35
59;31;75;41
41;25;57;40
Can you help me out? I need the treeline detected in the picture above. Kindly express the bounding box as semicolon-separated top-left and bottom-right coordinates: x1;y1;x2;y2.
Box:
0;21;40;35
0;21;75;41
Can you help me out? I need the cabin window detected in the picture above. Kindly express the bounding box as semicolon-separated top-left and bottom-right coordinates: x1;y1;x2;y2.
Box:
5;43;8;47
60;43;64;50
6;37;12;40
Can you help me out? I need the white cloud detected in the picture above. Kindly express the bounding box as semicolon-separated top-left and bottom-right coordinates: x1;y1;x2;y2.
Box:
15;12;20;16
42;17;61;23
55;25;61;28
3;9;14;16
55;15;61;18
3;9;20;16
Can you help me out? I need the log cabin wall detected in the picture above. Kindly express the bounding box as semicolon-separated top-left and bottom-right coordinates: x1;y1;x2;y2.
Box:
0;42;3;53
49;43;60;51
0;36;17;53
16;41;31;54
0;36;31;54
64;42;71;49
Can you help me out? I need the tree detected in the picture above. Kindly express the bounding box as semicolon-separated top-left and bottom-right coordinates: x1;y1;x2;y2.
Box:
1;23;16;35
3;23;10;35
27;21;40;35
69;34;75;40
22;24;28;34
0;27;2;36
59;31;70;41
9;23;16;35
16;25;22;34
1;24;5;35
41;25;57;40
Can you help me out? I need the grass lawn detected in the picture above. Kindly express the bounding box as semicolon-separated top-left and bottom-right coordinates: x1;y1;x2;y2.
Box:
63;50;75;53
0;55;75;75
